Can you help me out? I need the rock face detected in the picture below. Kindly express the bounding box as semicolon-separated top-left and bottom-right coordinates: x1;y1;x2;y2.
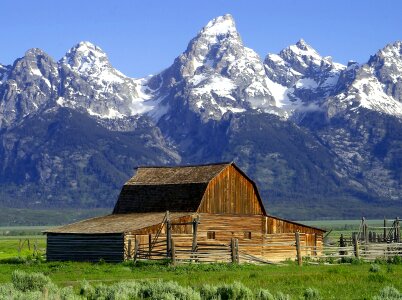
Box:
0;49;59;127
0;14;401;218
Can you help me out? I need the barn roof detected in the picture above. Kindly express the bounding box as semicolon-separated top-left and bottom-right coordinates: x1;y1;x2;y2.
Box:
127;163;230;184
113;162;234;214
44;212;190;234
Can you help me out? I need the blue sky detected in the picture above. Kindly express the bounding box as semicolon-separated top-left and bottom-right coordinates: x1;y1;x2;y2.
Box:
2;0;401;77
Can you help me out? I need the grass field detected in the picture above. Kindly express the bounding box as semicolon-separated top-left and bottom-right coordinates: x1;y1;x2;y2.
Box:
0;221;401;299
0;260;402;299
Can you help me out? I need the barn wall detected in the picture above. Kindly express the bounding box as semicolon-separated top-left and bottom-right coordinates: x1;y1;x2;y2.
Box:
47;234;124;262
197;213;263;241
266;216;324;235
198;165;264;215
120;214;324;262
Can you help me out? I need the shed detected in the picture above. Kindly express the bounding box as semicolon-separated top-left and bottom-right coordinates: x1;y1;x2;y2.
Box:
46;162;325;262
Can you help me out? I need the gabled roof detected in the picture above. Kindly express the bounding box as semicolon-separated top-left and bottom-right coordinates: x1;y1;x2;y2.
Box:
126;162;231;184
45;212;191;234
113;162;231;214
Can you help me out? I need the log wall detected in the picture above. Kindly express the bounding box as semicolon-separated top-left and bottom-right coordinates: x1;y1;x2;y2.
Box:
47;234;124;262
123;213;324;262
266;216;323;235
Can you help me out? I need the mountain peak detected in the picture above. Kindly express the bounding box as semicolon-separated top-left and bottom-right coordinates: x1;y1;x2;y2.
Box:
61;41;109;73
24;48;49;58
296;38;309;49
377;40;402;59
65;41;107;60
288;39;320;58
201;14;237;37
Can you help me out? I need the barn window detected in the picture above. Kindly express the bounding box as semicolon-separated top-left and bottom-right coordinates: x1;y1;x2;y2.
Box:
207;231;216;240
244;231;251;239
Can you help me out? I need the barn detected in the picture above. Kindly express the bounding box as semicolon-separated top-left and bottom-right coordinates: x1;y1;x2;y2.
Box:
45;162;324;263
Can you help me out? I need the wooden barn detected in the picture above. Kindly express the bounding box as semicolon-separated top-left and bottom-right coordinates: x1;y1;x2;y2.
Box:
45;162;324;263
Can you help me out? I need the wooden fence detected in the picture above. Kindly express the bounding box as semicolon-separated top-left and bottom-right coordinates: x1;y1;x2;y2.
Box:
127;230;402;265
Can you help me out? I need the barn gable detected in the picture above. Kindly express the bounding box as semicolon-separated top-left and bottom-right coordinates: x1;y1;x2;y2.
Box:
113;163;230;214
197;164;266;215
113;162;266;215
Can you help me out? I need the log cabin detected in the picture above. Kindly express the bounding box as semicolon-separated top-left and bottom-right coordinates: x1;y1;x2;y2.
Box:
45;162;325;263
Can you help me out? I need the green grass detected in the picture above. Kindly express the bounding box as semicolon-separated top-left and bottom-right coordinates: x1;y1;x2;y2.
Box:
0;261;401;299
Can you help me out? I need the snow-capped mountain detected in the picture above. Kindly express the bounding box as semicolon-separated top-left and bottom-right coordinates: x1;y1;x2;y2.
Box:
0;48;59;127
264;39;345;116
58;42;157;119
0;14;402;218
149;14;280;122
325;41;402;118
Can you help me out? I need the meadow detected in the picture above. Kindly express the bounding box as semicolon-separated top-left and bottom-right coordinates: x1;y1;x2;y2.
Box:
0;221;401;299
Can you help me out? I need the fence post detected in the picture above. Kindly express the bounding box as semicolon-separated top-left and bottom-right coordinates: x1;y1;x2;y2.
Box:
148;234;152;258
339;234;345;256
384;217;387;242
353;234;359;259
192;216;198;262
34;239;38;256
134;238;139;262
295;232;302;266
166;211;171;258
231;238;236;263
313;234;318;256
128;239;132;259
171;239;176;266
396;217;400;243
235;238;239;264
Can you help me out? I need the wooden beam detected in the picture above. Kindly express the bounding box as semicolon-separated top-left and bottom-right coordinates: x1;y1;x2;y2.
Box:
353;234;359;259
171;239;176;266
295;232;302;266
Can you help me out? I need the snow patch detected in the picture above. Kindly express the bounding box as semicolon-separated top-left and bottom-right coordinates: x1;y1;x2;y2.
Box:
202;15;237;36
295;78;318;89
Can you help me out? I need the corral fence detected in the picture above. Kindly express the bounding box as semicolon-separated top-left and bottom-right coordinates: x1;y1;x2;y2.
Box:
129;234;402;265
126;216;402;265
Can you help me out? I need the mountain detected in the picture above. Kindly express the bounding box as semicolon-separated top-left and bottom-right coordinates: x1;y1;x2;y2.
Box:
0;14;401;219
264;39;345;117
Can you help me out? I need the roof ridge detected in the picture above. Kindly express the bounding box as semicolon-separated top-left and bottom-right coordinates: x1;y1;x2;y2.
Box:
134;161;233;169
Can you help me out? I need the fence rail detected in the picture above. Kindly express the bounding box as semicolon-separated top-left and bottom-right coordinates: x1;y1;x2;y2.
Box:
128;235;402;265
126;216;401;265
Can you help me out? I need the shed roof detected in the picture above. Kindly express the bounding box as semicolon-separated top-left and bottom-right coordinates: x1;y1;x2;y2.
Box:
44;212;190;234
113;162;231;214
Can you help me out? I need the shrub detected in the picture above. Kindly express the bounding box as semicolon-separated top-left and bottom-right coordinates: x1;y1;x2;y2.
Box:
372;286;402;300
11;270;52;292
274;292;291;300
58;286;82;300
199;282;254;300
140;280;200;300
255;288;275;300
388;256;402;265
215;282;253;300
303;287;322;300
369;264;381;273
79;280;95;298
199;284;219;300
